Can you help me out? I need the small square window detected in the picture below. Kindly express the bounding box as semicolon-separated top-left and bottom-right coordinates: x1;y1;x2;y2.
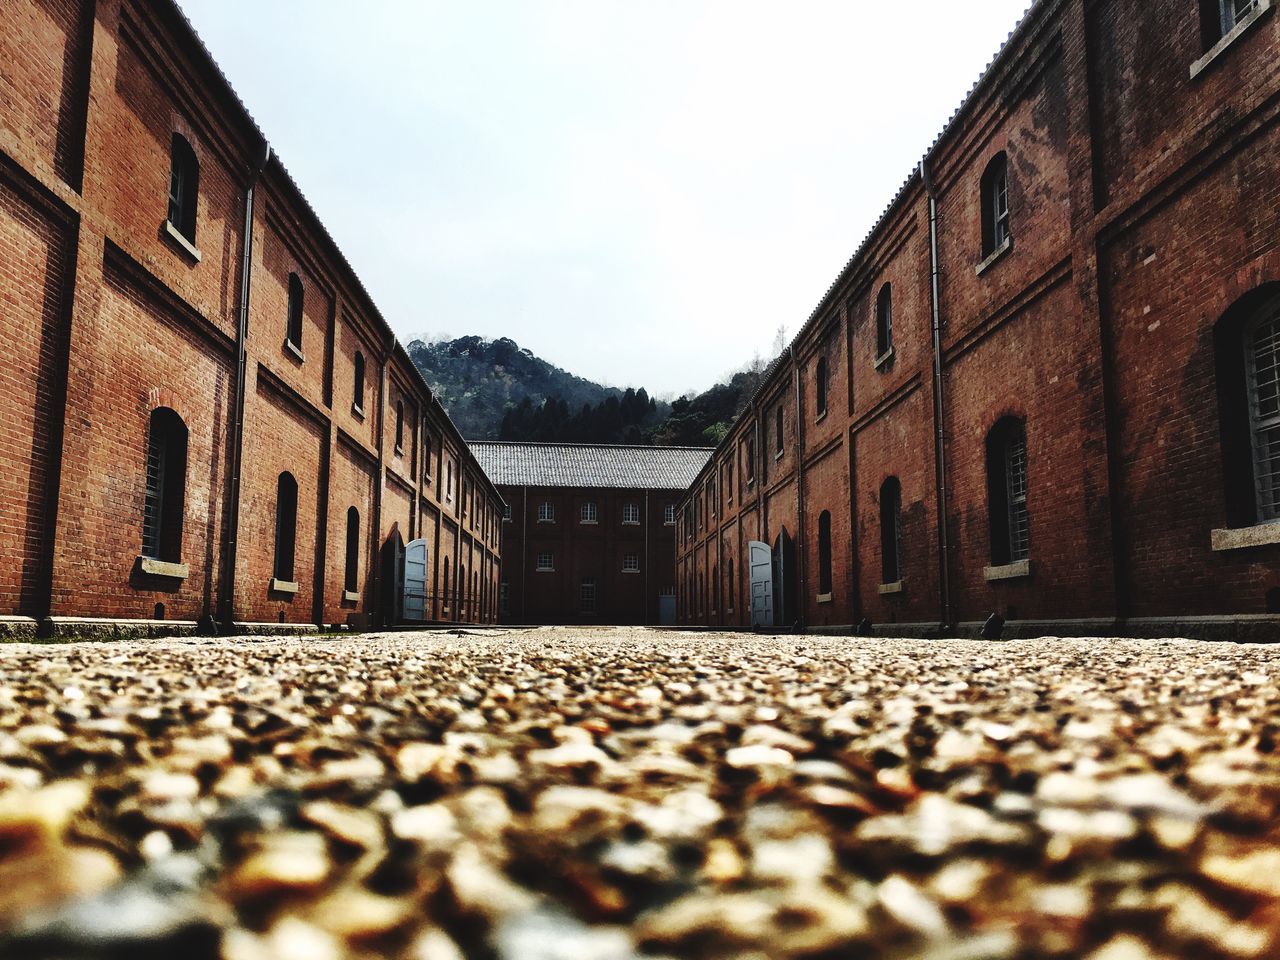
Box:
581;502;598;524
623;552;641;573
580;577;597;612
622;503;641;525
536;552;555;572
538;502;555;523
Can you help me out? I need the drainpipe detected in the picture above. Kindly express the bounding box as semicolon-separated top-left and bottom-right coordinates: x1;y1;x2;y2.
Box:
922;158;952;632
220;139;272;632
644;489;651;625
791;346;807;631
521;486;528;623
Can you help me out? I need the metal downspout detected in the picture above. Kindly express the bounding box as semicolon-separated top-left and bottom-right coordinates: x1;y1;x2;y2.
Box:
644;489;651;625
521;486;528;623
220;141;271;632
791;346;806;631
922;159;952;631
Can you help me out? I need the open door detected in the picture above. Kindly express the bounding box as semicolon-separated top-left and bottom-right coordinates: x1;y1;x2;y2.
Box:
748;541;773;628
404;538;428;622
772;528;797;628
380;530;405;627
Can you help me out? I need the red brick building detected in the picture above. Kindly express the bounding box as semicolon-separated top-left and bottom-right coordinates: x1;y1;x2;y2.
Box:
472;443;711;625
0;0;502;638
678;0;1280;641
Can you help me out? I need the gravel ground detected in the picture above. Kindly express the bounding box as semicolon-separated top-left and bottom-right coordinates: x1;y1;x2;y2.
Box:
2;628;1280;960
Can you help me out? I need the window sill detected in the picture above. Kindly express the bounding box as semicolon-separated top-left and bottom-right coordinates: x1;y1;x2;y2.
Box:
580;519;599;525
622;570;641;575
1191;0;1272;79
984;559;1032;582
138;556;190;580
774;450;784;462
394;445;405;457
270;578;300;596
1211;522;1280;552
816;593;833;605
815;410;829;425
162;220;201;263
664;521;676;526
351;403;365;421
976;237;1013;276
623;521;641;526
879;581;904;596
537;519;555;525
283;339;305;363
343;590;360;603
874;347;896;372
536;569;555;574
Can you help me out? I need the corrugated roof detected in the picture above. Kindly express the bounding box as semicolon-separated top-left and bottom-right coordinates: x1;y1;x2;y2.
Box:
470;442;713;491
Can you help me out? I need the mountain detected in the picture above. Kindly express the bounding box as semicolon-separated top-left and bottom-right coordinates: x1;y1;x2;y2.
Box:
407;336;628;440
408;334;771;446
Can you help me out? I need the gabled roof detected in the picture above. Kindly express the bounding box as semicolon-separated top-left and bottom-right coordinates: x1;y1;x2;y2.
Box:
470;442;713;491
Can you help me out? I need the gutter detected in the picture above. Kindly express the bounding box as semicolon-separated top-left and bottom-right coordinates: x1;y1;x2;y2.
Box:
922;157;952;630
219;139;272;632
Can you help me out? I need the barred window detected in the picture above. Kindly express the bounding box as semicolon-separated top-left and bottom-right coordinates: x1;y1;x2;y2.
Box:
880;478;903;585
1247;299;1280;521
876;284;893;360
142;408;188;563
623;552;641;573
167;134;199;244
286;274;304;350
538;501;555;523
580;577;597;612
273;472;298;583
987;417;1031;564
981;153;1011;257
623;502;641;525
536;552;554;572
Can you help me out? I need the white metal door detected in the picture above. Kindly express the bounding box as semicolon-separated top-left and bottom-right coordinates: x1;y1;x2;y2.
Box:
748;541;773;628
404;539;428;622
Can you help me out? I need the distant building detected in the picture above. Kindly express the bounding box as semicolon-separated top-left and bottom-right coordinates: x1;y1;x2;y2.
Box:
472;444;712;625
0;0;502;637
677;0;1280;642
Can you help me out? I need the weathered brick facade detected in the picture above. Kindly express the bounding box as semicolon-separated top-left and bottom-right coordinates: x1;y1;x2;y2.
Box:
0;0;502;637
472;443;709;626
678;0;1280;640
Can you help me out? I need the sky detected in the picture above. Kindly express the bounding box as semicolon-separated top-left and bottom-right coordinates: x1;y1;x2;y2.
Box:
177;0;1032;398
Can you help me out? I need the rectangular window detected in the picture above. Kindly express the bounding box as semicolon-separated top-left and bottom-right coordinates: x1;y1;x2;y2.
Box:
536;552;555;572
503;503;513;522
1221;0;1260;35
580;577;597;612
538;501;555;523
1247;307;1280;520
622;553;641;573
1006;435;1031;562
663;503;676;525
623;503;641;525
747;438;756;481
581;501;598;524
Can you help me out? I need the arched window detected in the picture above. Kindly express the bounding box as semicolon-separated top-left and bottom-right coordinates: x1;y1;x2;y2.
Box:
353;352;365;411
1217;287;1280;526
986;418;1030;564
775;405;785;455
167;134;199;244
344;507;360;593
712;564;719;612
443;557;451;610
461;564;468;616
395;400;405;452
876;284;893;360
815;355;829;417
727;557;735;612
273;472;298;583
981;153;1011;257
817;510;833;596
286;273;304;350
142;408;188;563
880;478;902;585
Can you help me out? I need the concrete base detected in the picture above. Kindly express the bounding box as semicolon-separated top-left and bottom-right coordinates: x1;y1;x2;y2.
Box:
0;616;40;640
42;617;199;641
230;622;321;637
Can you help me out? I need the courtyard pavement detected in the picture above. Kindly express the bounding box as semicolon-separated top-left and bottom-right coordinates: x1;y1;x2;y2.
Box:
1;628;1280;959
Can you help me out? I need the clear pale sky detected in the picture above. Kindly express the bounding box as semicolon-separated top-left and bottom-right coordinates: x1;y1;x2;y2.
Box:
177;1;1032;398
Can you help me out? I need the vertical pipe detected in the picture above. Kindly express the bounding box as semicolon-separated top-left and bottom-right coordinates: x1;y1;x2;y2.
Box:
220;141;271;631
791;346;806;630
922;160;952;631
